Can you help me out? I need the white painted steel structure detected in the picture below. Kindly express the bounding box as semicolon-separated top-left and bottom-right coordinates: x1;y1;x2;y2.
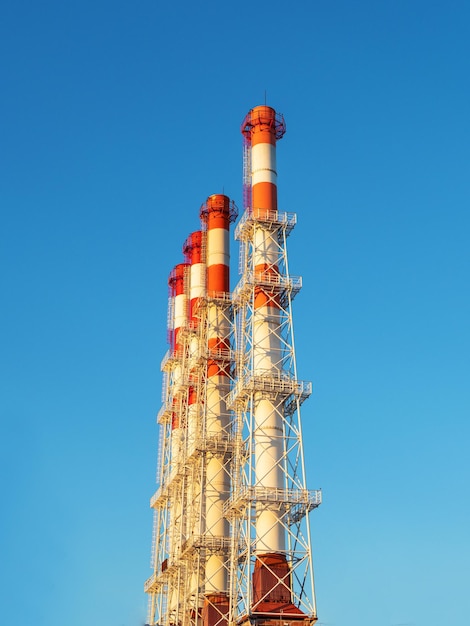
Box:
228;208;321;622
145;107;321;626
229;106;320;626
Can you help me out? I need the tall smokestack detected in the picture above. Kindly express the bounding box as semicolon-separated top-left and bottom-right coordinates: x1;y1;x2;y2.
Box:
145;107;320;626
167;262;189;620
233;106;320;623
200;194;236;626
183;231;206;453
183;231;206;621
242;108;289;604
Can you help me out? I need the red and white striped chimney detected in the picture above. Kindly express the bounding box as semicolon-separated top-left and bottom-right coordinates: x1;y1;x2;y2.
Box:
166;261;189;616
242;106;304;615
183;231;206;617
183;231;206;448
200;194;235;626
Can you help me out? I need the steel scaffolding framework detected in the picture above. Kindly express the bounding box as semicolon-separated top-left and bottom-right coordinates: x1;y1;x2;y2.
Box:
227;206;321;626
145;106;321;626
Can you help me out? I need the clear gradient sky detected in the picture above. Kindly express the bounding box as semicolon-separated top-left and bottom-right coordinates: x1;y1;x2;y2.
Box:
1;1;469;625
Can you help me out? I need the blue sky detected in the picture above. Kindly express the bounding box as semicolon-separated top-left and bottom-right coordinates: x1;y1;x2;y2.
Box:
1;1;469;625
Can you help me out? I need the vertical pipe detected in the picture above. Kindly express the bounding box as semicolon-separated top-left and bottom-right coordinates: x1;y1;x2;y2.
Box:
167;262;189;618
183;231;206;456
242;106;295;610
183;231;206;621
168;262;189;453
200;194;233;626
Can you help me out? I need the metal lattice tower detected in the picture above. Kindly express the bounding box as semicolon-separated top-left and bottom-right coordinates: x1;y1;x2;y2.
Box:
226;106;321;626
145;106;321;626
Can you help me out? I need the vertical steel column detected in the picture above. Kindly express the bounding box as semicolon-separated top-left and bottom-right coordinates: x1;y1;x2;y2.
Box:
200;194;235;626
232;106;320;624
168;263;190;620
245;108;289;599
183;231;207;624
